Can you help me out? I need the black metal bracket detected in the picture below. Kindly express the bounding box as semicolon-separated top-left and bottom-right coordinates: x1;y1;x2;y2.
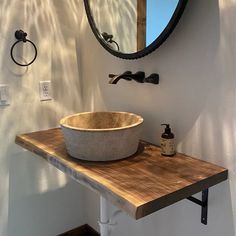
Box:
187;189;209;225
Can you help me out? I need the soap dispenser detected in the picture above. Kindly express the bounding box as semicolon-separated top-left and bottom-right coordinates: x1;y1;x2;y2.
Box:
160;124;175;156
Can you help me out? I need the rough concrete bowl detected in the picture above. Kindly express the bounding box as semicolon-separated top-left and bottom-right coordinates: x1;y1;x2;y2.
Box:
60;111;144;161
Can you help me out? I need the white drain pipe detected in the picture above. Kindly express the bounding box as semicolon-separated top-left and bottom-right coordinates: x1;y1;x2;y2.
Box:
99;196;109;236
98;196;122;236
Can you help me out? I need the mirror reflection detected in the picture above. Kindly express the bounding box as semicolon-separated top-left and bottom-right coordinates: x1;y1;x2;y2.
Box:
89;0;179;53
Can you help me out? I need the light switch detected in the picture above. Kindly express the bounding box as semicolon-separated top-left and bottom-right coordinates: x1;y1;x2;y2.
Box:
0;85;10;106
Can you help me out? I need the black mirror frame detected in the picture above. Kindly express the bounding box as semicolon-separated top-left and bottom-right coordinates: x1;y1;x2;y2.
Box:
84;0;188;60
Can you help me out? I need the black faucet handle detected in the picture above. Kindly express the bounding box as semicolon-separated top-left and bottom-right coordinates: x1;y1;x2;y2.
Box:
131;71;145;83
144;73;159;84
123;71;145;83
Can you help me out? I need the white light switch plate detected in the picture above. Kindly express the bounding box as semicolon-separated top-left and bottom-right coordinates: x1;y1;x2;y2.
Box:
39;81;52;101
0;84;10;106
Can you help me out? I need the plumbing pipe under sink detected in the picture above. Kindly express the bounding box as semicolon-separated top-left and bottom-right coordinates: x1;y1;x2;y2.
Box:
99;196;122;236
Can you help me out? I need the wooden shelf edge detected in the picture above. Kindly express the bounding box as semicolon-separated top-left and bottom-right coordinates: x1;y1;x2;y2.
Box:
15;134;139;219
135;169;228;219
15;129;229;221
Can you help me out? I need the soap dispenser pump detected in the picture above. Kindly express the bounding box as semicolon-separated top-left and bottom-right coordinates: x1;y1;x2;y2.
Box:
161;124;175;156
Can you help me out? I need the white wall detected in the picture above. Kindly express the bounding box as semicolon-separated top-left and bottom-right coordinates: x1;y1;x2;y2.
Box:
78;0;236;235
0;0;86;235
2;0;236;236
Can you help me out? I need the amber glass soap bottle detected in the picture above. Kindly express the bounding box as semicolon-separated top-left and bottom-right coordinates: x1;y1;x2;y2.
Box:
160;124;175;157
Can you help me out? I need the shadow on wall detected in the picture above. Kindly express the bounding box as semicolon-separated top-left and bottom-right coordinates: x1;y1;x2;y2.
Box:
0;0;84;235
0;0;83;189
78;0;222;155
8;170;85;236
78;0;236;235
76;1;110;112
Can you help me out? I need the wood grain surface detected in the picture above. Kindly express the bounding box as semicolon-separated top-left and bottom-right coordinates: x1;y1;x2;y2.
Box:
15;128;228;220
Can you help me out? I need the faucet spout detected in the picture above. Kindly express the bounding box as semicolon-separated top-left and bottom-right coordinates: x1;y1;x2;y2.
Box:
109;71;145;84
108;71;132;84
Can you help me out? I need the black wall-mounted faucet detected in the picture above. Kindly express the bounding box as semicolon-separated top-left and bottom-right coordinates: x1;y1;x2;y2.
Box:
109;71;145;84
108;71;159;84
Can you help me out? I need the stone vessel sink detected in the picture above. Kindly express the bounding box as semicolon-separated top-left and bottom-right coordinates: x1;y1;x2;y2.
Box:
60;111;144;161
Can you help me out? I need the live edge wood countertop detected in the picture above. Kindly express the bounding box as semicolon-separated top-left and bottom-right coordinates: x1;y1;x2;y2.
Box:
15;128;228;220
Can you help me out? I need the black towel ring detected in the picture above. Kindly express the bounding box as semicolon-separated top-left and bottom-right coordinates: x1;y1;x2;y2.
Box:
10;30;37;67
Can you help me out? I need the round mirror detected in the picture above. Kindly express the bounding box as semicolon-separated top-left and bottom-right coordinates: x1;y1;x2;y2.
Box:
84;0;187;59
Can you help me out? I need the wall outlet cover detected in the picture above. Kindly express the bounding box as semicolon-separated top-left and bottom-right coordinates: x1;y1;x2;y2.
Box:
39;81;52;101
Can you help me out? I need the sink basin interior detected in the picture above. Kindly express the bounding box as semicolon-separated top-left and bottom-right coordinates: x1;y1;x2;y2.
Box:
61;111;143;131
